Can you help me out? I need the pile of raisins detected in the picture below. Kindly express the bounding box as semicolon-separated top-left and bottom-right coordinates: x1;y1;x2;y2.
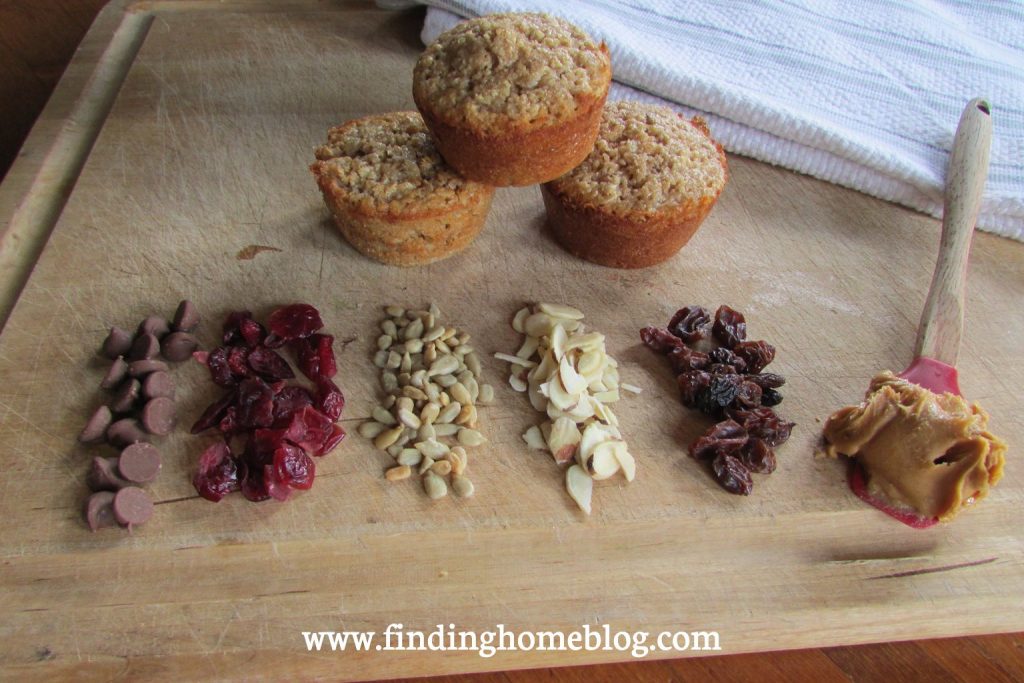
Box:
641;305;795;495
191;303;346;503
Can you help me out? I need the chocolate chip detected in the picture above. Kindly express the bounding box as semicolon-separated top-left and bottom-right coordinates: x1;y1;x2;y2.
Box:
109;378;141;414
140;397;175;436
137;316;170;339
112;487;153;529
173;300;200;333
142;371;175;400
100;356;129;390
129;333;160;361
101;327;133;359
161;331;199;362
85;491;118;531
79;405;113;443
128;359;169;377
106;418;149;447
87;456;132;491
118;443;161;484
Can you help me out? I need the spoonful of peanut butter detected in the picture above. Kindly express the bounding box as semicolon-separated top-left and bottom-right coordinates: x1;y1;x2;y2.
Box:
822;99;1006;527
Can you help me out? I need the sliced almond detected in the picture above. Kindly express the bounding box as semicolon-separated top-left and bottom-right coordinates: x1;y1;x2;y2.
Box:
547;416;581;465
587;441;623;480
577;349;604;379
579;422;618;461
509;372;528;392
511;306;531;334
615;447;636;482
592;389;620;404
494;352;536;368
516;335;539;360
522;425;547;450
545;374;580;411
539;302;585;320
620;383;643;395
566;465;593;515
549;325;568;360
565;332;605;353
559;355;588;395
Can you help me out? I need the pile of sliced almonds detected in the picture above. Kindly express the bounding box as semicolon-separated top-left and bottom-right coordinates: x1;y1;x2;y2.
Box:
496;303;640;514
358;303;490;500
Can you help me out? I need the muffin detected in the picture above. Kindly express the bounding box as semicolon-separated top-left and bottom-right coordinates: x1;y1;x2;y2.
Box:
541;101;728;269
413;13;611;187
310;111;495;266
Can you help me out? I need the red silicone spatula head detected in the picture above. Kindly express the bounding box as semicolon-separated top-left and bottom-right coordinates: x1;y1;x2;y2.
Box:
858;98;992;527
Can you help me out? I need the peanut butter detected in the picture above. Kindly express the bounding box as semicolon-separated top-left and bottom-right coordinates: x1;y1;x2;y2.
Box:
822;371;1006;522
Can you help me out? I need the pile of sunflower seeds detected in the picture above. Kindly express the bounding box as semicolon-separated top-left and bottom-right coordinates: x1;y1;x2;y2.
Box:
358;303;490;500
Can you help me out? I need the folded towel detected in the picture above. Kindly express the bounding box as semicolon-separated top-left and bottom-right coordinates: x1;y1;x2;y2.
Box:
380;0;1024;240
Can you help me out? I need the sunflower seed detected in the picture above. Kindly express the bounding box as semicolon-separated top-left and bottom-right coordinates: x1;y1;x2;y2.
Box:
397;408;421;429
418;422;436;441
400;352;412;373
402;386;428;401
435;373;457;388
381;372;398;393
404;338;424;354
373;350;388;368
358;421;387;439
415;439;449;459
403;317;424;341
420;401;440;424
385;350;401;369
437;402;461;424
374;425;404;450
387;443;405;458
372;406;397;425
428;355;459;377
381;394;396;409
457;428;486;447
431;460;452;476
385;465;411;481
377;334;392;350
479;384;495;404
382;319;398;337
450;382;472;405
466;352;482;377
423;472;448;499
433;423;460;437
397;372;411;387
448;447;467;475
451;475;475;498
397;449;422;467
418;456;435;476
385;305;405;318
422;326;445;342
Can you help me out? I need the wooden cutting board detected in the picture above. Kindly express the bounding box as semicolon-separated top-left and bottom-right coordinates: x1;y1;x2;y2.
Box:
1;1;1022;680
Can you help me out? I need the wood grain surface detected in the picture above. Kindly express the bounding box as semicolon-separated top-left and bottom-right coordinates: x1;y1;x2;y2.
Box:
1;2;1022;681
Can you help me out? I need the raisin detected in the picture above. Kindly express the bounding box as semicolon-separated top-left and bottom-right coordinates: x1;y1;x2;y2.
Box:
706;363;739;375
695;373;741;416
668;346;709;374
708;347;747;372
640;326;685;354
247;346;295;381
712;452;753;495
746;372;785;389
740;438;776;474
689;419;748;460
726;407;794;447
734;380;763;409
677;370;711;408
734;340;775;373
711;305;746;348
267;304;324;341
668;306;711;343
761;388;783;407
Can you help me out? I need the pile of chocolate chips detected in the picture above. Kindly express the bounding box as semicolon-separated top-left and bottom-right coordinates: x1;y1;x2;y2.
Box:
641;305;795;495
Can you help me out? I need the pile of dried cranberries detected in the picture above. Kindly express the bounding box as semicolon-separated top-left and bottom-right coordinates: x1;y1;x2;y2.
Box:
641;305;795;495
190;304;346;502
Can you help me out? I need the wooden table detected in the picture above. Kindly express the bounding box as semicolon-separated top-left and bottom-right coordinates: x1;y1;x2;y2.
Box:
1;2;1022;681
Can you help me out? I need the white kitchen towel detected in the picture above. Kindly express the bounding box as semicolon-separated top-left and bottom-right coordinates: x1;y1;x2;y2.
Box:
380;0;1024;240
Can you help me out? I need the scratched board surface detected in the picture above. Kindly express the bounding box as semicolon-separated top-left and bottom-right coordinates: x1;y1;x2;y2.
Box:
0;3;1022;680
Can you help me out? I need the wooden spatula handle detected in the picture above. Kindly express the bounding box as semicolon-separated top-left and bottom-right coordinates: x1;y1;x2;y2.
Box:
913;98;992;366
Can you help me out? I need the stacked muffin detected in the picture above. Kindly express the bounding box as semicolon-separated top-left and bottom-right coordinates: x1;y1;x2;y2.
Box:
312;12;727;268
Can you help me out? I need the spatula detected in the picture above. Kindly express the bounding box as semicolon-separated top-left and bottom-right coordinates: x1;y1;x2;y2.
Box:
849;97;993;527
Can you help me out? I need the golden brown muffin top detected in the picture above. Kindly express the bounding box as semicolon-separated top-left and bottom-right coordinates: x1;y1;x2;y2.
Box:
311;112;487;216
413;13;610;134
547;101;727;215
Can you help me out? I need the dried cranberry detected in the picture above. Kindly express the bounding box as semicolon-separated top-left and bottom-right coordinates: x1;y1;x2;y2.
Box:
315;376;345;420
263;333;286;349
695;373;741;416
640;326;685;354
291;336;318;379
193;442;240;502
218;407;239;435
733;340;775;373
668;306;711;343
234;378;275;430
726;407;794;447
711;305;746;348
226;346;251;380
314;334;337;379
319;424;347;457
677;370;711;408
740;438;776;474
245;428;281;468
271;385;314;427
273;442;315;490
668;346;709;374
689;420;748;460
240;465;270;502
263;464;292;501
267;304;323;341
247;346;295;381
205;346;235;387
222;310;254;345
191;388;238;434
239;317;266;347
712;452;753;495
708;347;747;372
